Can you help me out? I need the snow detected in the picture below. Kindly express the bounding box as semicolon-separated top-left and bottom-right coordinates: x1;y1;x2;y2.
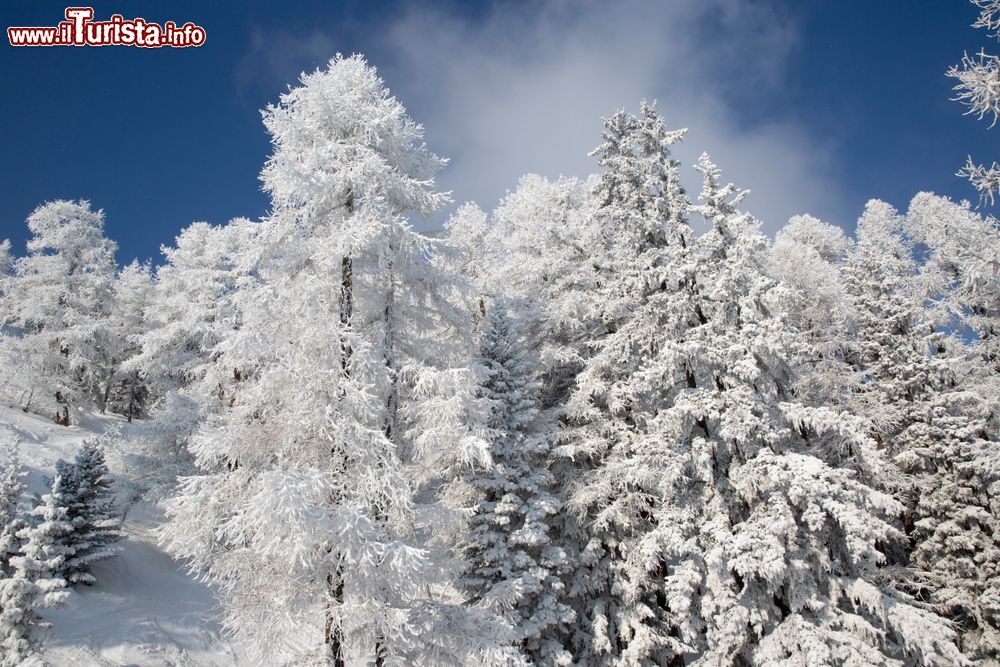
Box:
0;405;244;667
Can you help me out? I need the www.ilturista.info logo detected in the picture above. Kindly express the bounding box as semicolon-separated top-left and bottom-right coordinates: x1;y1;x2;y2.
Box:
7;7;205;48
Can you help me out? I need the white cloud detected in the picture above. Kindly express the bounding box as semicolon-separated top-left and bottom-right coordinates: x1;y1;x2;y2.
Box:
239;0;848;234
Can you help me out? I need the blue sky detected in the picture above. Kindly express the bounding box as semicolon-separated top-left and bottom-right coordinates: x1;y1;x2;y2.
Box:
1;0;998;265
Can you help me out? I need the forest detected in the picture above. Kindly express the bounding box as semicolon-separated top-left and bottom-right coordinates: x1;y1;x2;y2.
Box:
1;3;1000;667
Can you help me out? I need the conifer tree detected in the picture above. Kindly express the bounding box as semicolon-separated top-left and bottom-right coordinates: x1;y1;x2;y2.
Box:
0;480;72;666
844;199;1000;662
0;444;25;578
557;104;963;664
55;442;122;586
462;302;574;666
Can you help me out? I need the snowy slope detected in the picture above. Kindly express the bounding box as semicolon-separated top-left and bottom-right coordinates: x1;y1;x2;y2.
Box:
0;405;245;667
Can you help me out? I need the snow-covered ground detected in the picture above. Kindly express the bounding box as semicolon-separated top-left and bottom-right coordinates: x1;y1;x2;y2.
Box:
0;405;244;667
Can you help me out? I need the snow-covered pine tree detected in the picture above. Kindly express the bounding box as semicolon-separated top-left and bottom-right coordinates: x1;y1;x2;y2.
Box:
0;478;72;666
556;101;695;665
0;200;118;424
461;301;574;666
558;106;965;664
844;198;1000;662
0;443;26;578
160;55;517;665
54;442;122;586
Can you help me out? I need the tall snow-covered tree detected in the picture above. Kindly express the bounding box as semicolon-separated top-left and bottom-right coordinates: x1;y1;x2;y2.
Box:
54;442;122;586
0;479;72;666
844;198;1000;662
461;302;574;666
160;55;516;665
0;200;118;424
556;103;964;664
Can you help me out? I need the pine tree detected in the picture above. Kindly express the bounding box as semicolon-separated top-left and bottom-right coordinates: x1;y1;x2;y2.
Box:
557;102;696;664
55;442;122;586
0;444;26;578
844;199;1000;662
462;302;574;666
0;480;72;666
555;108;964;664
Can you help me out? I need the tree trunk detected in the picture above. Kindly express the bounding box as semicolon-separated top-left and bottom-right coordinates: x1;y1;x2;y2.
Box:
383;259;398;443
325;251;354;663
373;254;398;665
340;256;354;372
126;371;137;423
325;568;346;667
100;368;114;414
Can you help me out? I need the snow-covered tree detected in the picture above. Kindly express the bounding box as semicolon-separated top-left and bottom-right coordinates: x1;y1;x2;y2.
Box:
906;192;1000;384
484;174;603;411
844;198;1000;662
0;241;12;285
128;218;257;406
461;302;574;666
160;54;516;665
0;443;25;578
768;214;856;408
950;0;1000;203
54;442;122;586
0;200;118;424
102;260;153;420
0;479;72;666
554;104;964;664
